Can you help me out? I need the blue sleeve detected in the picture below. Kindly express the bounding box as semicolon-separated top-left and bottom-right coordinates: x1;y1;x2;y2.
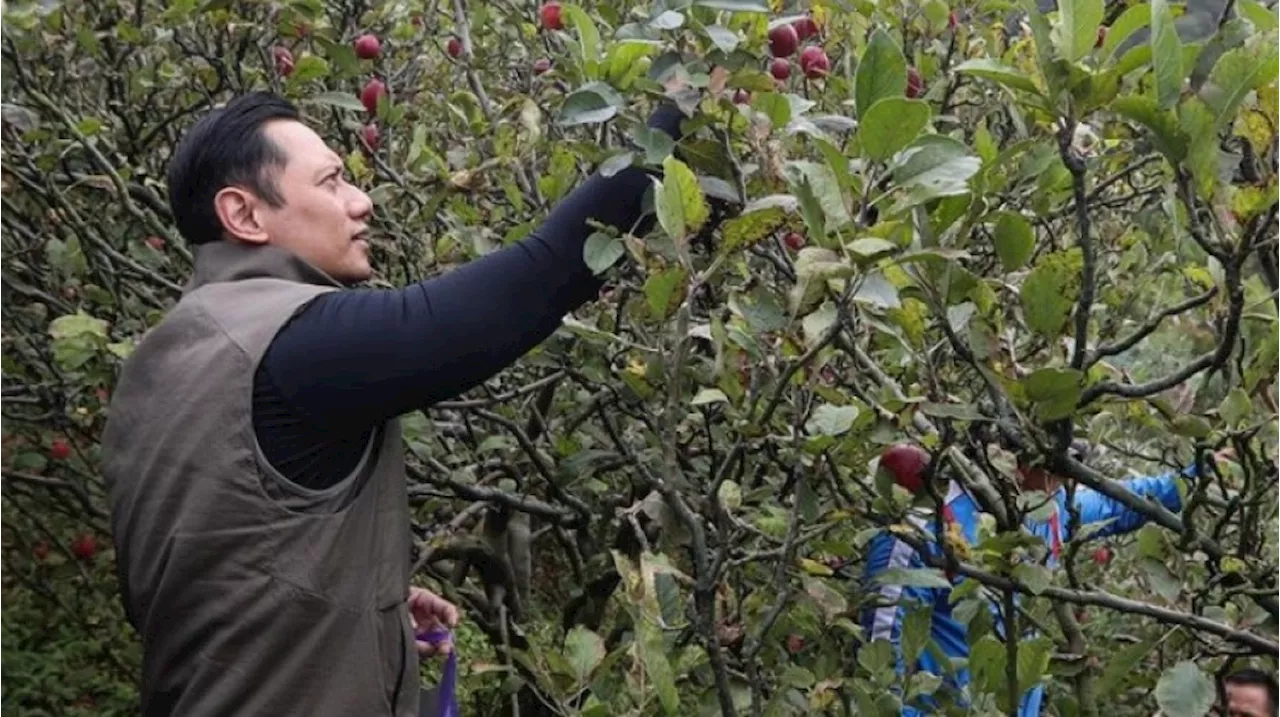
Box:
1063;470;1187;540
261;106;686;435
860;532;935;683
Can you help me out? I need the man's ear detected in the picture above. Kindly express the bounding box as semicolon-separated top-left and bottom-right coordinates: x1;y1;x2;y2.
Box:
213;186;269;245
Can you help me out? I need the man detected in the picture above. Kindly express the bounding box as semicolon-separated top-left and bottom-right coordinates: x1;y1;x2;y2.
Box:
101;90;685;716
860;442;1198;715
1224;668;1278;717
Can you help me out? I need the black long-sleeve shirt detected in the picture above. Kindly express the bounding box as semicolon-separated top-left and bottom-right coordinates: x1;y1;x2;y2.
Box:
252;105;684;489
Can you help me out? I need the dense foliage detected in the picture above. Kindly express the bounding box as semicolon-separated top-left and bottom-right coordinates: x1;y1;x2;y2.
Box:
2;0;1277;715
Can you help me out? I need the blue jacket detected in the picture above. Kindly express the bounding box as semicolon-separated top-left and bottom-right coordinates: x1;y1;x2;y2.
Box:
859;471;1186;715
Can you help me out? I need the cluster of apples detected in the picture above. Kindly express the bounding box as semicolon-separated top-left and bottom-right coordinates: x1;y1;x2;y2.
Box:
767;15;829;81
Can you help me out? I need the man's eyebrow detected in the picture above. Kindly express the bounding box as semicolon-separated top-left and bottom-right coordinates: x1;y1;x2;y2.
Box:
312;158;343;180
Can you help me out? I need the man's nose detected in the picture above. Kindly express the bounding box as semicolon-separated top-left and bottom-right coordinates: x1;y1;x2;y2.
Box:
348;186;373;219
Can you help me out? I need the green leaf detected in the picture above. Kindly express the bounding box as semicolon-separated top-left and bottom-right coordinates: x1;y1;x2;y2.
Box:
1055;0;1104;61
720;205;790;254
646;266;686;319
1011;563;1052;595
1115;95;1187;161
1096;637;1158;699
634;125;676;165
694;0;770;11
1180;97;1218;199
583;232;624;275
693;388;729;406
637;619;680;714
1202;40;1280;130
751;92;792;129
855;30;908;118
49;312;108;340
656;155;709;241
599;151;635;178
859;98;931;162
649;10;685;29
564;626;606;683
1140;557;1183;600
1150;0;1183;109
806;404;860;436
1155;662;1216;717
787;161;851;230
992;212;1035;271
953;59;1041;94
562;4;601;74
289;54;329;84
901;604;934;663
1022;368;1083;421
559;83;624;126
704;24;740;53
1238;0;1279;30
848;237;897;259
1220;387;1252;427
604;40;662;87
305;91;369;112
1102;3;1151;60
876;568;953;589
1017;637;1055;695
1021;250;1081;337
890;136;982;208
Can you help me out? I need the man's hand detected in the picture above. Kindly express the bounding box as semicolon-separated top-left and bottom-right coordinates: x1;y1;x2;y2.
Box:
408;586;459;658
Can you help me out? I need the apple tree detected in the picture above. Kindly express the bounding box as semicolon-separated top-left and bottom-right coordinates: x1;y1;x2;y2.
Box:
1;0;1277;715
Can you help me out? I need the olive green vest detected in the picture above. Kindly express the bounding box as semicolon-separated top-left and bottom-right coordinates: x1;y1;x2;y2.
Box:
101;241;418;716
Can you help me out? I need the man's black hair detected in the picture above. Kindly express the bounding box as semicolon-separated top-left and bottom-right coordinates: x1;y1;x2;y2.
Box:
166;91;300;246
1225;668;1279;716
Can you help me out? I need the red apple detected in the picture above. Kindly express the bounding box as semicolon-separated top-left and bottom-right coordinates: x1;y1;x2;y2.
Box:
800;46;829;79
768;23;799;57
540;2;563;30
361;123;380;150
533;57;552;75
446;36;462;58
71;533;97;561
33;541;50;561
732;88;751;104
50;437;71;461
354;33;381;60
769;58;791;80
880;443;931;493
906;66;924;98
145;235;165;251
360;78;387;114
412;14;424;28
793;16;819;41
949;11;959;29
1092;546;1112;566
785;634;805;654
272;46;294;77
783;231;805;250
95;387;110;403
1075;609;1091;623
1095;25;1108;48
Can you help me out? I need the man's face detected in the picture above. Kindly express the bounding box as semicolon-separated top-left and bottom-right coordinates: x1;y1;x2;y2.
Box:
1225;682;1272;717
254;120;375;283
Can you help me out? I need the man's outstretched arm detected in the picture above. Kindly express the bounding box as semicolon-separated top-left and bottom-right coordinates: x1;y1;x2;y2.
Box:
254;105;685;488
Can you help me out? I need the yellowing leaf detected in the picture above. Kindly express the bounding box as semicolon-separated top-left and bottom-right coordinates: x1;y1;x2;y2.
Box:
656;155;709;242
799;558;834;576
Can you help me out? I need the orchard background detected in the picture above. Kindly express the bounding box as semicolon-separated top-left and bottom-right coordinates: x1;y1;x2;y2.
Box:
1;0;1278;714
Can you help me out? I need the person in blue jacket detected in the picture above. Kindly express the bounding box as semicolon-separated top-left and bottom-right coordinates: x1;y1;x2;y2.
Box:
859;442;1205;715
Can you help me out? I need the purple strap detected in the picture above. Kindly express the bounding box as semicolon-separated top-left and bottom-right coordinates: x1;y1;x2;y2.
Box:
417;628;459;717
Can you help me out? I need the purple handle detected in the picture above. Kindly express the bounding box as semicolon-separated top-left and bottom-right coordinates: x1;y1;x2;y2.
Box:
417;628;458;717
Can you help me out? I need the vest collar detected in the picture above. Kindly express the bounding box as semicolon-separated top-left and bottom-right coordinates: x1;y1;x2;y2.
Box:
184;241;345;294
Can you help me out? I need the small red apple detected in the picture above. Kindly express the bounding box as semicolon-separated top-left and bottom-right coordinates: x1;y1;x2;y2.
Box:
949;11;959;29
768;23;799;57
906;66;924;98
540;2;563;30
533;57;552;74
732;88;751;104
71;533;97;561
33;541;50;561
360;78;387;114
50;437;71;461
272;46;294;77
770;58;791;80
1092;546;1112;566
799;46;829;79
145;235;165;251
1095;25;1108;48
412;14;424;28
793;16;819;41
880;443;931;493
354;33;381;60
783;231;805;250
446;36;462;58
361;123;380;150
785;634;805;654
